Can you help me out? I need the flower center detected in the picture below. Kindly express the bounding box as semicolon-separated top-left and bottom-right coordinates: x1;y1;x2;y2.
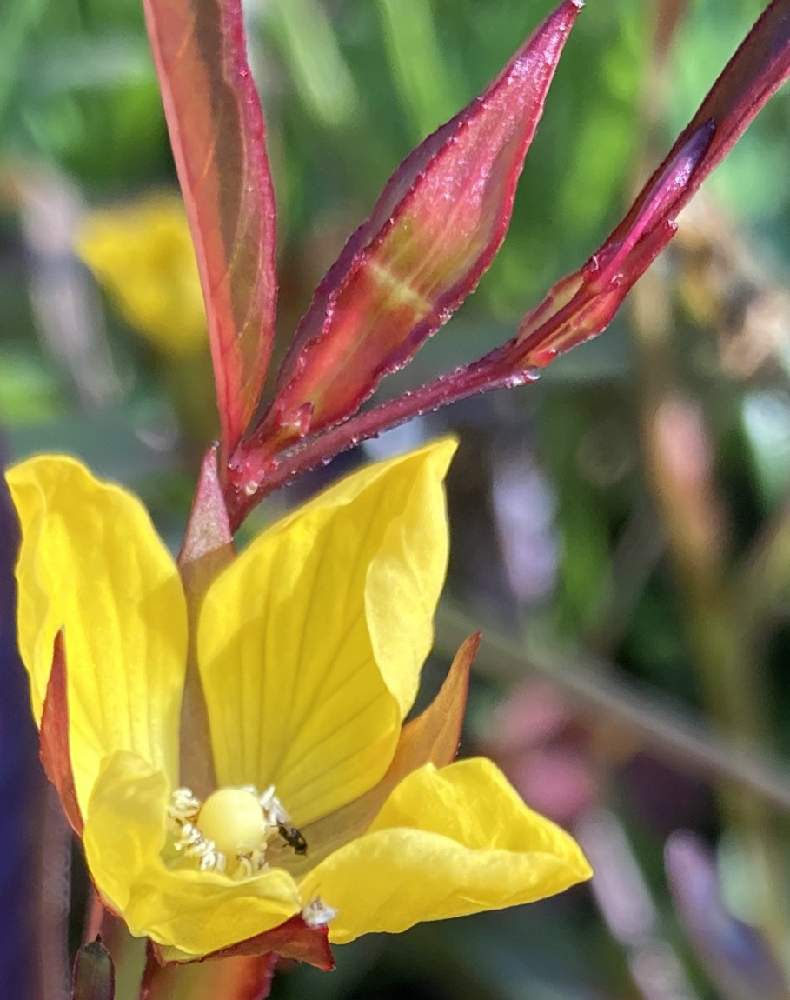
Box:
198;788;268;857
165;783;308;879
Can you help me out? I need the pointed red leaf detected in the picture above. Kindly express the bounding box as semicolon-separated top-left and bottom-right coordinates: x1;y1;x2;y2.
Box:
508;0;790;366
142;0;278;456
40;631;83;837
236;0;583;474
224;0;789;524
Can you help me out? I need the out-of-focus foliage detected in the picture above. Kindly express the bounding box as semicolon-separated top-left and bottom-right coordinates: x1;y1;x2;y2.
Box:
1;1;789;998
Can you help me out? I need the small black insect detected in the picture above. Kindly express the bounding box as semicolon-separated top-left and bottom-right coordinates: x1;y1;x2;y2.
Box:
278;822;308;856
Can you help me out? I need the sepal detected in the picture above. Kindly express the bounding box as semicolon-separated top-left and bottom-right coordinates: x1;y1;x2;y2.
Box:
152;914;334;972
39;632;83;837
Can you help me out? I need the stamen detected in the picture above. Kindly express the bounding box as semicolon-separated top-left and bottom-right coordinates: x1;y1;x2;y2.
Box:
168;787;200;823
259;784;287;824
235;848;268;878
302;896;337;928
173;821;201;850
165;783;305;879
199;844;226;873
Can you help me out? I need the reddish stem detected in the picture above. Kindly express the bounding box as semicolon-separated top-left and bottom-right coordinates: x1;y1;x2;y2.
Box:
225;353;528;528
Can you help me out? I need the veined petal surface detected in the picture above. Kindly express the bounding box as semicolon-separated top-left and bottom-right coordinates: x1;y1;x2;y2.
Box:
84;752;300;956
198;439;455;826
7;456;188;808
300;757;592;943
291;633;478;873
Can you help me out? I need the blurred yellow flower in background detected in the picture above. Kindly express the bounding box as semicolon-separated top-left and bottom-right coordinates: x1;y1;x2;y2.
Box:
76;193;206;356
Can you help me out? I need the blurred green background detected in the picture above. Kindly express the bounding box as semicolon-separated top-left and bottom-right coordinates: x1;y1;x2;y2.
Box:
2;0;790;997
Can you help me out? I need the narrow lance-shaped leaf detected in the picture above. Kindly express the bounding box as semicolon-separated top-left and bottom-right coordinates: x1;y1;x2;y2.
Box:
142;0;278;456
237;0;583;473
502;0;790;369
223;0;789;525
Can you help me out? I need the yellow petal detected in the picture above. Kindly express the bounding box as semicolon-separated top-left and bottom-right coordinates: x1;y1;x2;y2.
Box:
198;439;455;826
293;633;479;874
76;194;207;357
83;751;301;956
6;456;187;809
300;757;592;943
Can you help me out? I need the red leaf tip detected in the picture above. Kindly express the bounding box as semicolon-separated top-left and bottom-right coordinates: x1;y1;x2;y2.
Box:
232;0;582;486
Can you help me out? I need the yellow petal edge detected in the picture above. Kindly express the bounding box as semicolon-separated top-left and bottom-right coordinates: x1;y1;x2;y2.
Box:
300;757;593;943
6;455;188;810
84;751;301;956
198;439;456;826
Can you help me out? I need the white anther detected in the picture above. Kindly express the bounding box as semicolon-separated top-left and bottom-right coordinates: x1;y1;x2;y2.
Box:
165;783;298;879
199;845;227;873
174;823;203;851
258;784;276;811
184;837;211;859
302;896;337;928
259;784;290;826
236;849;268;879
168;787;201;821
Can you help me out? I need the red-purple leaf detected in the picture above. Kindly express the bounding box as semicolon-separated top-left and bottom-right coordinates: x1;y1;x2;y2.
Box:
223;0;789;525
508;0;790;366
142;0;278;456
238;0;583;468
40;631;83;837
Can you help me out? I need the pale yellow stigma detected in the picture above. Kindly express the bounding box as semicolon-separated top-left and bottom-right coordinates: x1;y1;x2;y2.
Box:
197;788;269;857
166;784;309;878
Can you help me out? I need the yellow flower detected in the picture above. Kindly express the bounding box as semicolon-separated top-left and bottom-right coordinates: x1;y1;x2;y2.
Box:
7;440;590;959
76;193;206;356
